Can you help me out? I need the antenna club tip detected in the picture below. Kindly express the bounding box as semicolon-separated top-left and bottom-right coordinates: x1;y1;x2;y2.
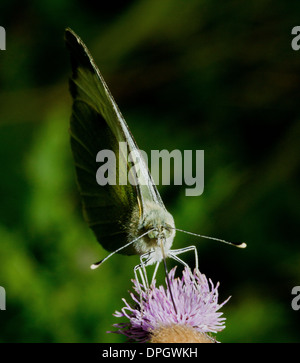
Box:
237;242;247;248
90;262;101;270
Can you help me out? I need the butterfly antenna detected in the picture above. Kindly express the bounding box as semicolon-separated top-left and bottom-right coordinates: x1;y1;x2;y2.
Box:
174;228;247;248
91;229;155;269
159;238;178;315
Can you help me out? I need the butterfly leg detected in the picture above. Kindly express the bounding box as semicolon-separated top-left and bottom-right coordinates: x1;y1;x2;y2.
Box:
133;250;155;311
169;245;199;270
133;264;147;313
168;245;200;289
133;264;147;291
136;250;156;289
151;261;160;285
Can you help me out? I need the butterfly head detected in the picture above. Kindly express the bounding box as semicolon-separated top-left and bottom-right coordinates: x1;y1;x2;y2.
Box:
142;200;175;238
128;201;175;263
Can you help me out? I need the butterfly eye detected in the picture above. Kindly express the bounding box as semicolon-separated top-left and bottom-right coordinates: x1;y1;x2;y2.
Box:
148;230;158;239
163;224;173;236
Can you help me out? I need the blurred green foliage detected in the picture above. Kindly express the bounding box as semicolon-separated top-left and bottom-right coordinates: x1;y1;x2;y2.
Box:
0;0;300;342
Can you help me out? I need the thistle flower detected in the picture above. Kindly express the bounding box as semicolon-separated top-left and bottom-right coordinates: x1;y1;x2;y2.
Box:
109;266;230;343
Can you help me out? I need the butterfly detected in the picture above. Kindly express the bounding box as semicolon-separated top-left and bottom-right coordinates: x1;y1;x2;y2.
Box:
65;28;246;288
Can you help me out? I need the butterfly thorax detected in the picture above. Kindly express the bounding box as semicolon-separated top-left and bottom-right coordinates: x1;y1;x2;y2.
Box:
128;201;176;264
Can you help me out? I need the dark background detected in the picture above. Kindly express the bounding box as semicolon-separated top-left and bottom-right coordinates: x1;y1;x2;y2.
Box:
0;0;300;342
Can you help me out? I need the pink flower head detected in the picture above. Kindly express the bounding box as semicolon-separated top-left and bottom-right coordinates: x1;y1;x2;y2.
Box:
109;266;230;342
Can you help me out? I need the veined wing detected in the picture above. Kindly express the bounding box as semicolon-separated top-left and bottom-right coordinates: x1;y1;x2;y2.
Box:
65;28;164;253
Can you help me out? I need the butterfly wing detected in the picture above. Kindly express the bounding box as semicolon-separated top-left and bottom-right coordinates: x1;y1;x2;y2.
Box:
65;28;164;255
